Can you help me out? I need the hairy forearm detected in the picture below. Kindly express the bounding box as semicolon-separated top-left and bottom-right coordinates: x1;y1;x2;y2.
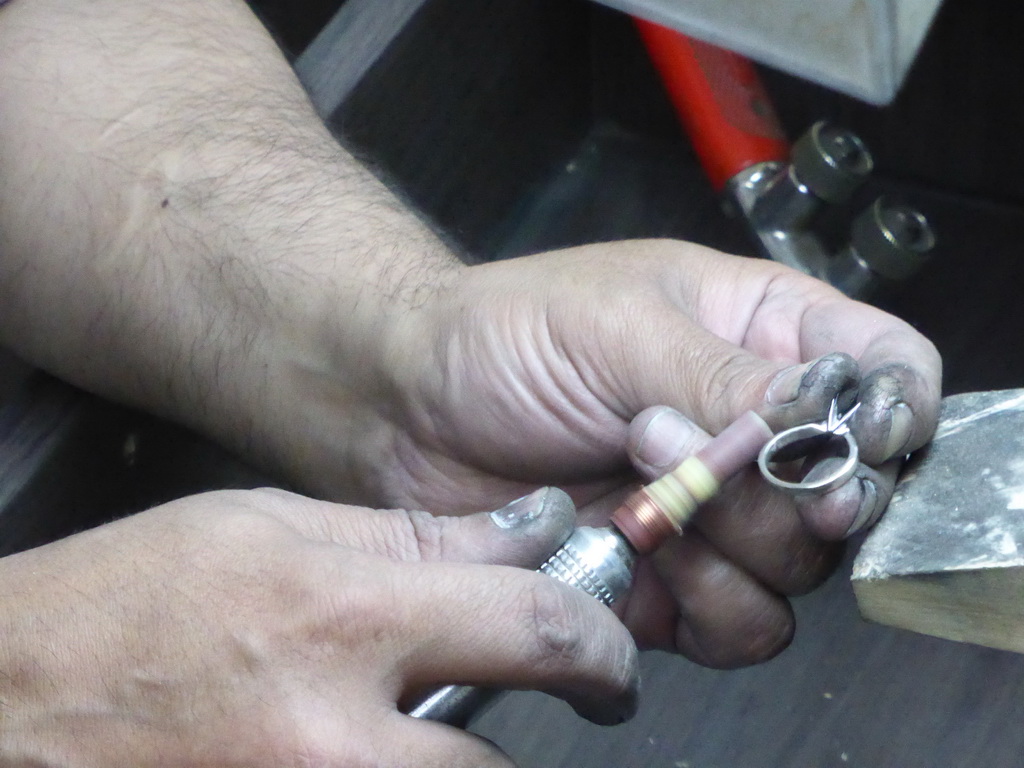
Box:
0;0;458;497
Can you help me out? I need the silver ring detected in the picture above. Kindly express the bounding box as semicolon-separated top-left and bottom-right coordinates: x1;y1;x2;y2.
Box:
757;423;859;496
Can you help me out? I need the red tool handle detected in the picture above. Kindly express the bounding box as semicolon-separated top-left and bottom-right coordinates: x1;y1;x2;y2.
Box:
635;18;790;191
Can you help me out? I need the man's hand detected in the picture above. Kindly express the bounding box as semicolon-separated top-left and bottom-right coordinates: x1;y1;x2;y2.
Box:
0;0;940;677
299;241;939;667
0;488;637;765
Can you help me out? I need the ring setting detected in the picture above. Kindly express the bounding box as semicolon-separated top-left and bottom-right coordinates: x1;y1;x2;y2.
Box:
757;398;861;496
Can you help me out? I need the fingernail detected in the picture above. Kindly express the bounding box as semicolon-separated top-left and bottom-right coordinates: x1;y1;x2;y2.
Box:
490;488;549;530
765;364;809;406
884;402;914;460
616;678;640;724
607;691;639;726
571;684;639;726
846;478;879;536
636;409;699;471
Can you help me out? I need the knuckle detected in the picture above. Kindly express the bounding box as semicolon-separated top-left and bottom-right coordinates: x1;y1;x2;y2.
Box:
675;577;795;669
716;493;839;595
367;509;452;563
746;605;795;662
772;536;840;595
393;510;446;561
516;578;587;669
509;577;638;696
678;343;754;419
704;349;757;405
744;506;840;595
320;569;395;641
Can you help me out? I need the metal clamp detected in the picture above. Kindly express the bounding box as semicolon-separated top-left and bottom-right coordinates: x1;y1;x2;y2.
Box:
758;399;861;495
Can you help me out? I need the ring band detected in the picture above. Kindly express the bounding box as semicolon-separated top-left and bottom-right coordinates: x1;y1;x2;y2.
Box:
757;423;859;496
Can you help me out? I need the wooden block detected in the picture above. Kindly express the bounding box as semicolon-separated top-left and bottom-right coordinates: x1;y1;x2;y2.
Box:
852;389;1024;652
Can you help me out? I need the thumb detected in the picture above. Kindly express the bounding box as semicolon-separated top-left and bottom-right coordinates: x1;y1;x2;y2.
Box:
680;336;859;433
426;487;578;568
265;487;577;569
604;303;859;433
627;405;709;481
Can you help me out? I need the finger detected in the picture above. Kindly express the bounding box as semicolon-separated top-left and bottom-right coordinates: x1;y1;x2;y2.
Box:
794;458;901;540
606;404;802;664
626;405;708;479
787;292;941;464
255;486;577;569
378;560;638;724
628;407;840;593
594;288;860;435
692;473;842;595
760;351;860;429
852;362;942;464
381;715;517;768
677;250;940;449
652;530;794;668
615;556;681;651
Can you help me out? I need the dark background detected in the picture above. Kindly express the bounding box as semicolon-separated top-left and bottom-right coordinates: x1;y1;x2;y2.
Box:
274;0;1024;397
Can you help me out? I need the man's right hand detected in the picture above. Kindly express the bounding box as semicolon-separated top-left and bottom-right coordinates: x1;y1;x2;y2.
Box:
0;487;637;767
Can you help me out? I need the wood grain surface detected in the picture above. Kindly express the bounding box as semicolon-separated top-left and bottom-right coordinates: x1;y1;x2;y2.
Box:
854;390;1024;654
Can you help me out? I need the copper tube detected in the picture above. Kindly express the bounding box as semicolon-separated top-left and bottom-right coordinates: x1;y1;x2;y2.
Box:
611;488;677;556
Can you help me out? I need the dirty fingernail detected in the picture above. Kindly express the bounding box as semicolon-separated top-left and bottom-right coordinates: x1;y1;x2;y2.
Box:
591;694;639;726
490;487;575;530
569;678;639;726
884;403;914;460
490;488;548;529
636;408;700;471
765;364;810;406
846;478;880;536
